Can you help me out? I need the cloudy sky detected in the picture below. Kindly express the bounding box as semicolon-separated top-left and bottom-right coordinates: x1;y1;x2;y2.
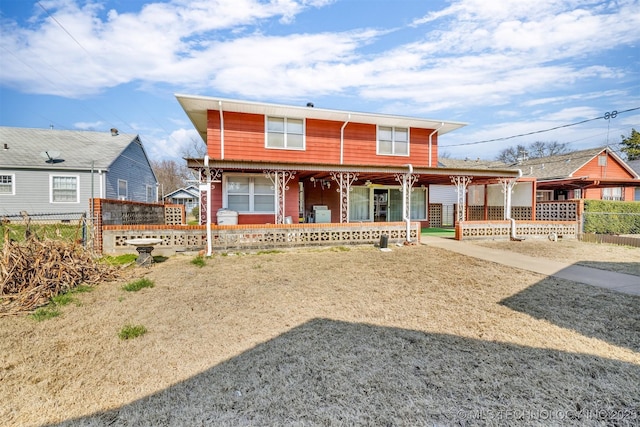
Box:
1;0;639;162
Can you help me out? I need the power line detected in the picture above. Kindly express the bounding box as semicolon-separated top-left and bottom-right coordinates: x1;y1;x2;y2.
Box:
29;2;198;158
37;1;92;57
442;106;640;147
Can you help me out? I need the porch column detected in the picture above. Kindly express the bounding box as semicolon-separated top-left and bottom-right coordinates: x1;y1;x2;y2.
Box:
330;172;358;223
197;165;221;256
395;171;419;240
450;176;472;223
498;178;518;220
264;170;296;224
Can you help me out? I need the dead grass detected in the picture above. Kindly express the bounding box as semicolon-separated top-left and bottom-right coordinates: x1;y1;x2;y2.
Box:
0;241;638;426
471;238;640;276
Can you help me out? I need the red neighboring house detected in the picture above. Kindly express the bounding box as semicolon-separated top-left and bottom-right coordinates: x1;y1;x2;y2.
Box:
176;95;524;226
514;146;640;202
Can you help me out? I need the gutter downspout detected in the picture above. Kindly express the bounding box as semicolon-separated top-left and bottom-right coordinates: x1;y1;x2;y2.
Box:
508;169;523;241
340;114;351;165
428;122;444;167
204;155;213;256
403;164;413;243
218;101;225;160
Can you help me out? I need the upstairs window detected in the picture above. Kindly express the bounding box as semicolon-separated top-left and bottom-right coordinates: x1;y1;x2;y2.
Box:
0;174;14;195
266;117;304;150
51;175;78;203
377;126;409;156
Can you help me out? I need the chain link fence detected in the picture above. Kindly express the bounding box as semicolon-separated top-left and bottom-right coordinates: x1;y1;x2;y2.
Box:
0;212;90;249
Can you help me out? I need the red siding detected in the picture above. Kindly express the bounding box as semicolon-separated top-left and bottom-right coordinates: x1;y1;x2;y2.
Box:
204;176;300;224
206;110;439;166
575;153;634;179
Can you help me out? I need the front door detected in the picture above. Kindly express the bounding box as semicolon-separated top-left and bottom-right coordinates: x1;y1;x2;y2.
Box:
373;189;387;222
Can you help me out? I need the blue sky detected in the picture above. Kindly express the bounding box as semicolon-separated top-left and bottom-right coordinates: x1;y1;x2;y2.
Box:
1;0;639;163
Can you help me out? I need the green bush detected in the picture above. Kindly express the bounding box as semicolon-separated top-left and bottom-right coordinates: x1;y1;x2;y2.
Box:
583;200;640;234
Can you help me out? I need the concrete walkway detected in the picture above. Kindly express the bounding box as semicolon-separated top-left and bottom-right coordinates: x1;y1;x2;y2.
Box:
420;235;640;296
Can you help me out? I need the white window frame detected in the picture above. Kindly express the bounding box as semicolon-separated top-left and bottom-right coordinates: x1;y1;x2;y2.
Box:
536;190;553;202
0;174;15;195
50;174;79;203
377;126;409;156
602;187;622;201
146;185;155;202
118;179;128;200
265;116;305;150
224;174;275;214
349;186;427;222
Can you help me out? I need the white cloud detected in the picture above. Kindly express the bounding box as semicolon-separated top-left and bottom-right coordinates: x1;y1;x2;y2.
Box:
73;120;104;130
145;127;202;161
1;0;638;133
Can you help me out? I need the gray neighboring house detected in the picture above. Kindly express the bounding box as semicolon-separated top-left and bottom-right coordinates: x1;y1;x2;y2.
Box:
628;159;640;200
0;127;159;217
163;185;199;214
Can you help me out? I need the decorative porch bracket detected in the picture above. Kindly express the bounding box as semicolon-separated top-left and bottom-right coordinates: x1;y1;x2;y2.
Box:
265;170;296;224
450;175;472;223
196;167;222;224
498;177;518;220
394;172;419;221
330;172;358;223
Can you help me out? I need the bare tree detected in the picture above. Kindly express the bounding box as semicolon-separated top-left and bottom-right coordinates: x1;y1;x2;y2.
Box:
496;144;527;164
496;141;570;163
152;159;193;199
181;135;207;159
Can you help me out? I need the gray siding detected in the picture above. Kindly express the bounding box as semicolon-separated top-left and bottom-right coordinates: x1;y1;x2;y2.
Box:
105;140;157;202
0;168;103;216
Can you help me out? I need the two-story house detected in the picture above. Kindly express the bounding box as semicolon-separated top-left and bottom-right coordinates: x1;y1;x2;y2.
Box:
176;95;526;227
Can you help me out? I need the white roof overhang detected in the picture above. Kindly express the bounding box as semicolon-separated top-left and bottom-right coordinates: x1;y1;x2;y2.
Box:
176;94;467;143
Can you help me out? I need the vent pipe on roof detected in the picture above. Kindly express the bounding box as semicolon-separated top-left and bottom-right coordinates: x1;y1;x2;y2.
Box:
110;128;119;136
3;143;8;150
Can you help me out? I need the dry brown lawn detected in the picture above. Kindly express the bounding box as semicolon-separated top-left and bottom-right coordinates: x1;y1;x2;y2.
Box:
1;239;639;426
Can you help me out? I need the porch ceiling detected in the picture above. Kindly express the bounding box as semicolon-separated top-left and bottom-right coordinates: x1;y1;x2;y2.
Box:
186;158;522;186
536;177;640;189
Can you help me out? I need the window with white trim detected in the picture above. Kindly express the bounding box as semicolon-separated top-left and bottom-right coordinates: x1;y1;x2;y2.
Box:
602;187;622;201
226;175;275;213
118;179;128;200
0;174;14;195
377;126;408;156
51;175;79;203
146;185;155;202
266;117;304;149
